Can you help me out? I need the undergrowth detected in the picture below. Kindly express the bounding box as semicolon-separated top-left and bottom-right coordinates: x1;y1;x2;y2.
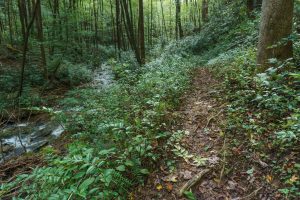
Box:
0;43;198;199
208;41;300;199
1;1;299;199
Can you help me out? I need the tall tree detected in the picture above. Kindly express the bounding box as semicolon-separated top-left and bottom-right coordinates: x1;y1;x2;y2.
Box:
7;0;14;44
138;0;145;64
34;0;48;79
202;0;209;22
160;0;168;41
0;12;3;44
175;0;183;39
247;0;262;17
246;0;255;17
257;0;294;70
121;0;141;64
18;0;40;97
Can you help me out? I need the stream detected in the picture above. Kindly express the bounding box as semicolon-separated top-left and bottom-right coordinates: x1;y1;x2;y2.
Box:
0;63;114;163
0;122;64;162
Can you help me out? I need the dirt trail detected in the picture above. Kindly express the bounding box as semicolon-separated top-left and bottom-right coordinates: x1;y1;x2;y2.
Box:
135;68;268;200
136;68;230;199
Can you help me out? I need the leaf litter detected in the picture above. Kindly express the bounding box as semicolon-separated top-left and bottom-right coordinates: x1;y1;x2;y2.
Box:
134;68;275;199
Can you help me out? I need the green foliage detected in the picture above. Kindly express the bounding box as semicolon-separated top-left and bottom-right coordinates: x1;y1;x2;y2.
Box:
1;0;299;199
209;46;300;198
191;0;257;55
183;191;197;200
1;42;197;199
56;61;93;86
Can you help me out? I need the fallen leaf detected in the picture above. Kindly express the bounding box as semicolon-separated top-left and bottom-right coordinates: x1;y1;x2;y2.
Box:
165;182;173;192
162;174;178;183
128;192;134;200
182;170;192;180
227;180;237;190
290;175;299;183
156;184;163;191
208;156;220;165
219;131;225;137
266;175;273;183
214;178;221;183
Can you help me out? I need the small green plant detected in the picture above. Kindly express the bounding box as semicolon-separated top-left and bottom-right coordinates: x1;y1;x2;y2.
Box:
209;46;300;198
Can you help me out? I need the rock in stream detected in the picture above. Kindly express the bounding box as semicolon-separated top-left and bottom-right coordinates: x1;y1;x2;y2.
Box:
0;121;64;162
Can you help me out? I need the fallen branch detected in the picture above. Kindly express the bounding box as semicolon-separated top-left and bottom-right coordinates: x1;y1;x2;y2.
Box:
178;169;211;197
238;187;263;200
194;105;226;133
204;109;224;129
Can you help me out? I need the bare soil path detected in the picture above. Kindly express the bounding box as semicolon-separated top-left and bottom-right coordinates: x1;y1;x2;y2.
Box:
135;68;274;200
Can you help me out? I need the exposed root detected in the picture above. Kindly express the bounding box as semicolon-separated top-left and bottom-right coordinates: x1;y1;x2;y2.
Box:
178;168;211;197
204;109;224;129
238;187;263;200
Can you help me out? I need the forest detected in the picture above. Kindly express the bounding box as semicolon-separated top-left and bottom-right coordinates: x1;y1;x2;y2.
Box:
0;0;299;199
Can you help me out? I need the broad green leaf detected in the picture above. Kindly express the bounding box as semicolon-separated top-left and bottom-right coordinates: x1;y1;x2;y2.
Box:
79;177;95;192
140;169;150;175
116;165;126;172
183;191;196;200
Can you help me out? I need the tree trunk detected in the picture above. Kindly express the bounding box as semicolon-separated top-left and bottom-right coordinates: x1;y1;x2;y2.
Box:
160;0;168;41
93;0;98;46
175;0;183;40
7;0;14;44
0;15;3;44
138;0;145;64
257;0;294;70
116;0;122;53
34;0;48;79
246;0;255;17
254;0;263;9
202;0;209;23
18;0;40;97
121;0;141;64
150;0;153;45
247;0;262;17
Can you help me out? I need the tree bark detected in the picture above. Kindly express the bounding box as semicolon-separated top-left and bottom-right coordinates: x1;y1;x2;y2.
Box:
175;0;183;40
160;0;168;41
34;0;48;79
121;0;141;64
18;0;40;98
246;0;255;17
202;0;209;23
257;0;294;71
7;0;14;44
138;0;145;64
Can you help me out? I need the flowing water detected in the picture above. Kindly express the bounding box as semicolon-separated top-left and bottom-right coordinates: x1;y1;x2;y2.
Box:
0;63;114;162
0;122;64;162
92;63;114;89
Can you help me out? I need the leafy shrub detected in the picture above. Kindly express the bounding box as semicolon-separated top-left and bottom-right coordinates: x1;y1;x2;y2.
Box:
57;62;93;86
209;47;300;198
0;39;197;199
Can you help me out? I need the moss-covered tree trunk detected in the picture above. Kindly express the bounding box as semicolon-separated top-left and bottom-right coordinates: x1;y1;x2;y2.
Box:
257;0;294;71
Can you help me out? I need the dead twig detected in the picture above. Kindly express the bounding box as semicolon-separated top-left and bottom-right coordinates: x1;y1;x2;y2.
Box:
193;104;226;133
219;137;227;184
0;185;22;199
204;109;224;129
178;169;211;197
